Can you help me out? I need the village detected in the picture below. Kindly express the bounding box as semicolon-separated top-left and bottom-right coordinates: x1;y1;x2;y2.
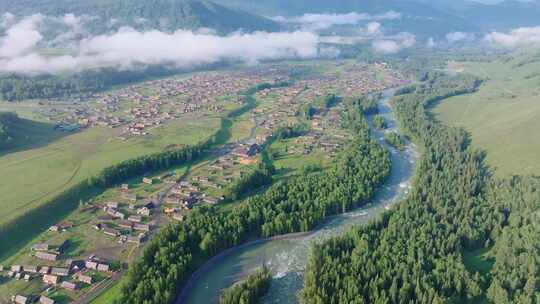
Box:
0;61;408;304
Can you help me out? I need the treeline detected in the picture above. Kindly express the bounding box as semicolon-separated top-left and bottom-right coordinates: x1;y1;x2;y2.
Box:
90;142;209;188
0;83;282;260
302;73;511;303
297;104;316;120
219;266;272;304
274;124;308;140
0;112;18;149
372;115;387;130
0;66;186;101
384;132;405;150
115;96;391;304
224;161;275;201
322;93;341;108
356;92;382;115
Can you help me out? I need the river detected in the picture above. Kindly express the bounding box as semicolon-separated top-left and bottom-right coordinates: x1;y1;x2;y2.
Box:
179;89;420;304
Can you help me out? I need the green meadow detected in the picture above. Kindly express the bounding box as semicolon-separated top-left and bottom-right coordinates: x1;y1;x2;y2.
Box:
433;49;540;176
0;113;221;229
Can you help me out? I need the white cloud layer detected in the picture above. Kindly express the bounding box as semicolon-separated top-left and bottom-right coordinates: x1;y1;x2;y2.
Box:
366;22;382;36
0;18;321;74
446;32;475;43
372;32;416;54
273;11;401;31
485;26;540;47
0;14;44;58
0;14;323;74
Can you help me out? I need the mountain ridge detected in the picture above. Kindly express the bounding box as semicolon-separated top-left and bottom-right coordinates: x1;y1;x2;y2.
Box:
0;0;282;34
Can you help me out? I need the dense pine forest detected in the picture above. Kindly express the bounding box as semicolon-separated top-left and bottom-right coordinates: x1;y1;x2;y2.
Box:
219;266;272;304
115;95;391;304
301;73;540;303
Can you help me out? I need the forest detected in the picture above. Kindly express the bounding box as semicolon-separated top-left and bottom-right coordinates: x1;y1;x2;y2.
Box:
224;161;275;201
219;266;272;304
301;72;540;304
356;92;382;115
114;95;391;304
0;67;185;101
372;115;387;130
384;132;405;150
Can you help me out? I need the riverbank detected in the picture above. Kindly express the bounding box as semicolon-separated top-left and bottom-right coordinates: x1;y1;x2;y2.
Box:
175;231;312;303
180;89;420;304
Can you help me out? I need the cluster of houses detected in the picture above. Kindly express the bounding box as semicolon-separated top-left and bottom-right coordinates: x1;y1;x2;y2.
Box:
4;62;411;303
46;70;284;139
4;254;113;304
159;141;264;211
94;198;152;246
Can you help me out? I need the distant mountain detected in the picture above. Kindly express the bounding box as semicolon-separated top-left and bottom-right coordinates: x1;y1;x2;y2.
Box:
447;0;540;31
0;0;282;34
212;0;477;37
214;0;540;37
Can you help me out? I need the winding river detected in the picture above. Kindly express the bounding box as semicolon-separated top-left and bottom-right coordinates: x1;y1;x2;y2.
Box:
179;89;420;304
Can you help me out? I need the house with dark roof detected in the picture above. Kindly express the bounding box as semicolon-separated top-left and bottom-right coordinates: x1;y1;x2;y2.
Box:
51;267;69;277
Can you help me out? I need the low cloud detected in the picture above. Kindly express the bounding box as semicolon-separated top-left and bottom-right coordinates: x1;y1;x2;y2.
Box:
0;12;16;28
366;22;382;36
0;21;321;74
272;11;401;31
485;26;540;47
0;14;44;58
427;37;436;48
446;32;475;43
372;32;416;54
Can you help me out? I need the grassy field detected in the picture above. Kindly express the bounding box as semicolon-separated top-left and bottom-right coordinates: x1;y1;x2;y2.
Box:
90;277;126;304
0;113;221;229
433;49;540;176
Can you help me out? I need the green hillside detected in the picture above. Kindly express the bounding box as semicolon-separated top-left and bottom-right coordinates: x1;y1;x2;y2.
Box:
433;48;540;176
0;0;281;34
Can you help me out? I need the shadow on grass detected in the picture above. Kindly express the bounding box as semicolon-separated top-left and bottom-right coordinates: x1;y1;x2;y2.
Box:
63;237;85;258
0;185;104;262
0;117;71;157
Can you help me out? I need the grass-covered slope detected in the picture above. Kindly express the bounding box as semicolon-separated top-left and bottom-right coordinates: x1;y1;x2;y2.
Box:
434;49;540;176
0;115;221;234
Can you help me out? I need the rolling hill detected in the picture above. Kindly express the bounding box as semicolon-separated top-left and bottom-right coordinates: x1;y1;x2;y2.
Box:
0;0;282;34
433;48;540;176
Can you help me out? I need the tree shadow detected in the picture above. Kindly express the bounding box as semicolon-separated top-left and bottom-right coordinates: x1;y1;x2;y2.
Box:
0;117;72;157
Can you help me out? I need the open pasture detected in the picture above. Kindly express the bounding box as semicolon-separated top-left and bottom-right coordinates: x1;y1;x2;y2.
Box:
433;49;540;176
0;114;221;229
